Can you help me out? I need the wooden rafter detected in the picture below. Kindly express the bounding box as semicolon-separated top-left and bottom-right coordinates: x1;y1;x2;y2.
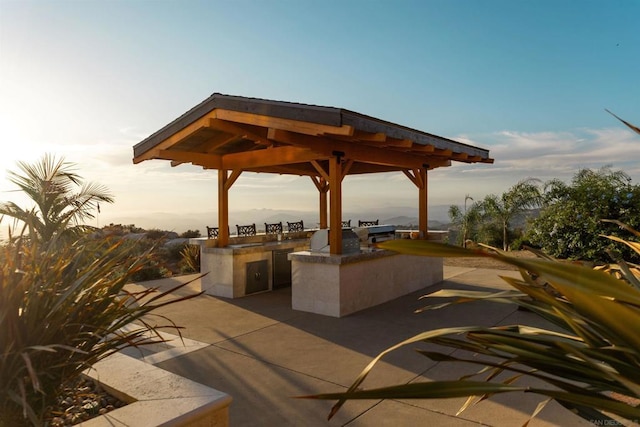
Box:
215;109;354;137
323;132;413;149
410;144;435;152
222;146;323;170
382;137;413;148
134;115;212;163
269;129;439;169
203;132;241;153
246;164;318;176
158;149;222;168
449;152;468;161
434;148;453;156
207;117;268;144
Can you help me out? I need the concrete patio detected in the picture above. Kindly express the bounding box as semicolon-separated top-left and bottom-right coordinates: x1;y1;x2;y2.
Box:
122;266;596;426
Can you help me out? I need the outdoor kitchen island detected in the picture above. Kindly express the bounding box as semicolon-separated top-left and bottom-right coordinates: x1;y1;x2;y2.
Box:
288;231;444;317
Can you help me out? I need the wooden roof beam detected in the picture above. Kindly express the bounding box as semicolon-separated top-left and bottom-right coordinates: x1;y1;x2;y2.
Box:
323;131;412;148
269;129;446;170
411;144;435;152
203;132;241;153
134;115;213;163
451;152;469;161
222;146;325;169
383;137;413;148
157;149;222;168
207;118;268;143
214;109;355;137
246;165;319;176
352;130;387;142
434;148;453;156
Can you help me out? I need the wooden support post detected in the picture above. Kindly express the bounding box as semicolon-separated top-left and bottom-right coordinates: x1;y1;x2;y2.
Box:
403;167;428;239
319;178;328;229
217;168;242;247
418;167;428;238
218;169;230;247
329;155;343;254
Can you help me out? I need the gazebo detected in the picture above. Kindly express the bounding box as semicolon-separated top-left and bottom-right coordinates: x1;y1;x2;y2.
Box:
133;93;492;316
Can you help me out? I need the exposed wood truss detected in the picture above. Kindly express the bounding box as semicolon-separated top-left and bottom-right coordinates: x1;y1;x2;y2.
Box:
134;101;491;179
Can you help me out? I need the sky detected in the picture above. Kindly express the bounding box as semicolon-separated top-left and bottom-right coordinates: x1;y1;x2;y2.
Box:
1;0;639;232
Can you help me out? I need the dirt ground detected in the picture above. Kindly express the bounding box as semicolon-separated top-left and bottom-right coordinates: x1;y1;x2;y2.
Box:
442;250;539;271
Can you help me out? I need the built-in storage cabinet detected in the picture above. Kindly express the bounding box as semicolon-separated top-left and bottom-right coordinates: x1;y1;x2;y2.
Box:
245;260;268;294
199;238;309;298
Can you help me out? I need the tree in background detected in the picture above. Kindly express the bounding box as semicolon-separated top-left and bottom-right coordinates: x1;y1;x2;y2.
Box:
448;195;482;248
0;154;113;245
527;167;640;263
481;178;542;251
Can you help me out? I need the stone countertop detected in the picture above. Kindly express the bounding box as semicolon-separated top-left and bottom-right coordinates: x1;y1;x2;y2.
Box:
288;247;398;265
202;238;309;254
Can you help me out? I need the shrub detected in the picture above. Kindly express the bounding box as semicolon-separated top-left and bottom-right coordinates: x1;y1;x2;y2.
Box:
526;167;640;263
0;233;202;426
145;228;167;240
180;229;201;238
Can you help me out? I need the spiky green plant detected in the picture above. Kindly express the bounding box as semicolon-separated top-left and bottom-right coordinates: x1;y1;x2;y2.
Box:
180;243;201;273
0;231;203;426
303;239;640;424
0;154;113;245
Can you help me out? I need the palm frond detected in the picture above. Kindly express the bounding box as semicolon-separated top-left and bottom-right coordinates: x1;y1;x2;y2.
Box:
303;239;640;424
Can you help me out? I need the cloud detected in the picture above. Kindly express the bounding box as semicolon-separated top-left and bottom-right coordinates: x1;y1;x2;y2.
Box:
449;127;640;179
427;127;640;205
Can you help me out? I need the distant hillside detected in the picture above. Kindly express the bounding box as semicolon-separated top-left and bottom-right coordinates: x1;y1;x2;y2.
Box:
100;205;455;236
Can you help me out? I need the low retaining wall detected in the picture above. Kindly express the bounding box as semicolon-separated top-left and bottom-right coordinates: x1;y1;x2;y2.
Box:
80;353;231;427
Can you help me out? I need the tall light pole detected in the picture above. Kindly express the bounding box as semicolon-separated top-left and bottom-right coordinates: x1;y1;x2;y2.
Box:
464;194;473;213
463;195;473;248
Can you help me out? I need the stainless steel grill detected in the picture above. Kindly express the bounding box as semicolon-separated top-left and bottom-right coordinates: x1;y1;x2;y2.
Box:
309;229;360;254
361;224;397;245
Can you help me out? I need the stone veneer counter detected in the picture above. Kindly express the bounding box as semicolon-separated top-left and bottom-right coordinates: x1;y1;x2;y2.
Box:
288;248;443;317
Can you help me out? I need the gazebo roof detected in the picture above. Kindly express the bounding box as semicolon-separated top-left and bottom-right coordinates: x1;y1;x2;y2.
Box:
132;93;493;174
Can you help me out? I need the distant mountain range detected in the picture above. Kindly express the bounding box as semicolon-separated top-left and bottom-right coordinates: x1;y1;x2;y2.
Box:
101;205;453;235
